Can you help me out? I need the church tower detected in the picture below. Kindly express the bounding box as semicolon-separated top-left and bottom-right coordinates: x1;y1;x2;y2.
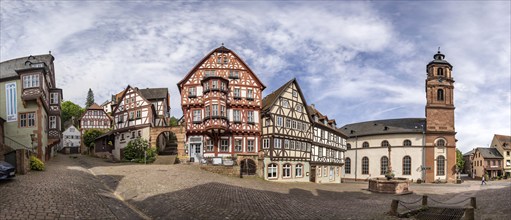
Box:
424;50;457;183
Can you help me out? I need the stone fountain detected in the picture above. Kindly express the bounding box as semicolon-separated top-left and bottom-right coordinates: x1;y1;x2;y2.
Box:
368;144;412;194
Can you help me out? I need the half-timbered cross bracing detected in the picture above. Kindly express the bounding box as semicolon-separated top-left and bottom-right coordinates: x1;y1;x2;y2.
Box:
308;104;347;183
178;46;266;163
260;78;312;182
79;103;112;154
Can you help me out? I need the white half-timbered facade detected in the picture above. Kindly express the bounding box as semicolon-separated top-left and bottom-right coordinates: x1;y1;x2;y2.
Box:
260;79;312;182
178;46;265;164
308;105;347;183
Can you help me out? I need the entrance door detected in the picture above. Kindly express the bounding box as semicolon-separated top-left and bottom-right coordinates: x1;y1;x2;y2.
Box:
189;143;202;162
240;159;257;175
310;166;316;182
329;166;335;181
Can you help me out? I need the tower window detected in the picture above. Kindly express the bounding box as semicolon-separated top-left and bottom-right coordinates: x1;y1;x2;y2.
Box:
437;89;444;101
438;68;444;76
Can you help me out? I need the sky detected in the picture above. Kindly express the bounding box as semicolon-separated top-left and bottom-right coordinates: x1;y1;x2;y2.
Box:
1;1;509;153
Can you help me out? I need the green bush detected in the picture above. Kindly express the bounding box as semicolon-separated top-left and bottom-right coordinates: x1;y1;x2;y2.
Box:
123;138;156;163
30;156;45;171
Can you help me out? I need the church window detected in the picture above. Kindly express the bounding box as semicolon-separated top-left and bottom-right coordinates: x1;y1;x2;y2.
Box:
362;157;369;174
403;140;412;146
437;156;445;175
436;139;445;147
437;89;444;101
347;143;351;149
362;142;369;148
380;156;388;175
438;68;444;76
345;158;351;174
381;140;390;147
403;156;411;175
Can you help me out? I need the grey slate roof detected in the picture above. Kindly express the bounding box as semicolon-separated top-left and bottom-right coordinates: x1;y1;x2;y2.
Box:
262;79;294;112
477;147;503;159
138;88;168;100
0;54;54;79
463;149;475;157
339;118;426;137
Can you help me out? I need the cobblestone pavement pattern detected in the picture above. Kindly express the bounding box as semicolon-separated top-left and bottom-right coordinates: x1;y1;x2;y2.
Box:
0;155;145;220
2;155;510;219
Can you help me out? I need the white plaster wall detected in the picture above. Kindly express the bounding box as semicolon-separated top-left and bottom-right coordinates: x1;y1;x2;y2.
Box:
113;127;150;160
262;158;310;182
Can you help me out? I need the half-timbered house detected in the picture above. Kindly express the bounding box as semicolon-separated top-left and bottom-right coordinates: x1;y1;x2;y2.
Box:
308;104;347;183
79;103;112;153
260;79;312;182
108;85;170;160
178;46;265;166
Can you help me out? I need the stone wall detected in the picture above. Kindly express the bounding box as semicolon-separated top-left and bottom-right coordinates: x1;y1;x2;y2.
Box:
200;165;241;177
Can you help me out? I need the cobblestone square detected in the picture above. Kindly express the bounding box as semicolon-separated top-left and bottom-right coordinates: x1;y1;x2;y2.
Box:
1;155;510;219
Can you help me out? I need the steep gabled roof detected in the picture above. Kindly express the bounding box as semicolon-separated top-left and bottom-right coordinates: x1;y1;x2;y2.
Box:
340;118;426;138
476;147;503;159
139;88;168;100
463;149;475;157
88;103;103;110
177;46;266;92
494;134;511;150
262;78;295;112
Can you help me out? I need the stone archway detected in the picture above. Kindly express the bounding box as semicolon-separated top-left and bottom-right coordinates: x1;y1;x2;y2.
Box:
240;159;257;175
156;131;178;155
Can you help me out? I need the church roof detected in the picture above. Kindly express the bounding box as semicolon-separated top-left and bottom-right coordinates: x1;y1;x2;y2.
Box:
1;54;54;79
339;118;426;137
427;50;452;68
476;147;503;159
138;88;168;100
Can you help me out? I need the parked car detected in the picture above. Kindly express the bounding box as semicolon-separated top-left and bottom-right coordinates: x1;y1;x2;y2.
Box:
0;161;15;180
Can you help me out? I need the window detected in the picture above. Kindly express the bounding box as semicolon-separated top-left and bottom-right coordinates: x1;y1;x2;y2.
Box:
193;110;201;122
138;131;141;137
221;82;226;91
276;116;283;127
292;90;297;97
268;163;277;178
206;139;213;152
20;112;35;127
220;139;229;152
437;89;444;101
347;143;351;150
380;156;388;175
234;139;242;152
436;139;445;147
220;105;226;117
247;89;253;100
188;87;196;97
50;93;58;104
281;99;289;108
49;116;57;129
437;156;445;175
212;80;218;89
345;158;351;174
229;70;239;79
403;156;411;175
23;75;39;88
204;70;215;77
274;138;281;149
136;110;141;118
292;120;297;129
295;104;302;113
284;140;289;149
438;68;444;76
285;118;291;128
247;111;254;123
129;112;134;120
203;82;209;91
262;138;269;149
283;164;291;178
323;166;327;177
121;134;125;140
131;131;135;139
381;140;390;147
5;82;17;122
296;164;303;177
318;147;323;157
233;110;241;122
362;142;369;148
362;157;369;174
290;140;295;150
212;105;219;116
247;140;255;152
403;140;412;146
233;88;241;98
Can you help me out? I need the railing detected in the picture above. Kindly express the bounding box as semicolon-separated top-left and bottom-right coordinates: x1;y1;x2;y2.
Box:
389;195;476;219
3;136;33;152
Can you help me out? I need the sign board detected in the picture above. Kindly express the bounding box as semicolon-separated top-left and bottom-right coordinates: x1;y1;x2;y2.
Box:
212;158;222;165
223;159;234;166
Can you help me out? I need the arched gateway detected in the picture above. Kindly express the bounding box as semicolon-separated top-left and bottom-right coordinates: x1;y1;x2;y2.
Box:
240;159;257;175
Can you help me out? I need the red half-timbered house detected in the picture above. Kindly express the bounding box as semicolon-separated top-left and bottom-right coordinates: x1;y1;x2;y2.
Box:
178;46;265;164
79;103;112;153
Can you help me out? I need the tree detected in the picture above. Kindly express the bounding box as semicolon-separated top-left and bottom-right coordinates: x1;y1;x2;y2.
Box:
85;88;95;108
83;129;104;150
169;116;179;126
124;138;156;163
61;101;84;128
456;149;465;173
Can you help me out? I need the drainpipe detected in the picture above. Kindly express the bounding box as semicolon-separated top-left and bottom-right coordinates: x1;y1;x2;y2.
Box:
355;135;358;181
422;124;425;182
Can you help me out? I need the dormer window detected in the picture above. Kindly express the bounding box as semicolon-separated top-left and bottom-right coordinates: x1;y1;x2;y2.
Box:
23;75;39;88
188;87;196;97
50;93;59;104
323;120;327;125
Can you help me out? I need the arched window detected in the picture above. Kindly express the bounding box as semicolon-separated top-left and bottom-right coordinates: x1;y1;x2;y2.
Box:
345;158;351;174
437;89;444;101
267;163;278;178
296;164;303;177
437;156;445;175
381;140;390;147
347;143;351;150
362;142;369;148
380;156;388;175
403;140;412;146
362;157;369;174
403;156;411;175
282;163;291;178
436;139;446;147
438;68;444;76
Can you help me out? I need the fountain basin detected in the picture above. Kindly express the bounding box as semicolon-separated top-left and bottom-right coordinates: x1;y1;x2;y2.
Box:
368;178;412;194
